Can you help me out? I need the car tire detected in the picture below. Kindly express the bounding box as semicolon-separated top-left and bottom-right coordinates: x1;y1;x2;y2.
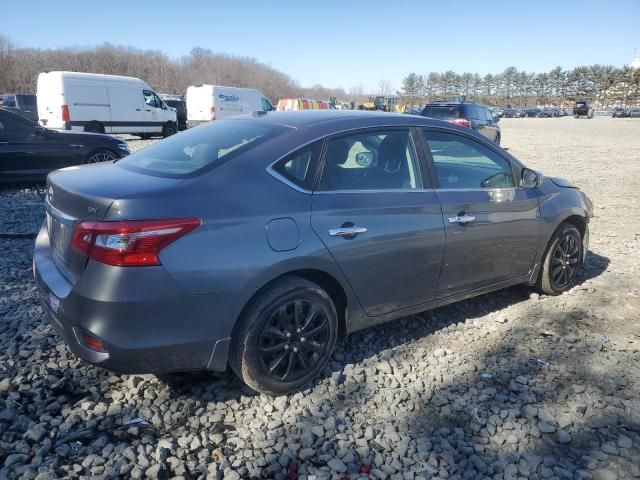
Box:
84;122;105;134
162;122;177;138
230;276;338;395
535;222;582;296
495;132;501;145
138;133;153;140
85;148;117;164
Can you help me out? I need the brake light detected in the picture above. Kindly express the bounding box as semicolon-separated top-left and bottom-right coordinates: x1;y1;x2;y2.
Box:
61;104;70;122
211;106;216;121
449;118;472;128
71;218;201;267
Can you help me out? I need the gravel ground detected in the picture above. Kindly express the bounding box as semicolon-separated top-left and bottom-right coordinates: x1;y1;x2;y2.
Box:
1;118;639;480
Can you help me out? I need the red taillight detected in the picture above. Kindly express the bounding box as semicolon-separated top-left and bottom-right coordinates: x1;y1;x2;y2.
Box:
71;218;201;267
61;104;70;122
211;106;216;121
449;118;471;128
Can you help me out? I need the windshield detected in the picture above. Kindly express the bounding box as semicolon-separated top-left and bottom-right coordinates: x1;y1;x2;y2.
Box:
422;105;462;119
117;119;283;177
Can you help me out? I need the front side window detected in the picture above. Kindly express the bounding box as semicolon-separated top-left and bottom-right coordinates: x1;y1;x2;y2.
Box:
318;129;422;191
143;90;160;108
424;130;515;189
261;98;273;112
117;119;284;177
2;95;16;108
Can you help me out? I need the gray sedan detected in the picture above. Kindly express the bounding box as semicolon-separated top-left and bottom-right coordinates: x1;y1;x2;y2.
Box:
34;111;593;395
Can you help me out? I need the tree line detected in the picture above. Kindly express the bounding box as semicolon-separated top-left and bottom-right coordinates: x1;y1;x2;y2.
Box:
0;36;347;102
399;65;640;109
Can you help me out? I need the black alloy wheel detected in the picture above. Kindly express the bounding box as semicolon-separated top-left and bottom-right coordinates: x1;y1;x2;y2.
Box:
257;299;330;383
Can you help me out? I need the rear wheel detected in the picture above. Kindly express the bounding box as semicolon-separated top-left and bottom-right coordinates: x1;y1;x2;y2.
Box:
85;148;117;164
230;276;338;395
536;222;582;295
162;122;177;138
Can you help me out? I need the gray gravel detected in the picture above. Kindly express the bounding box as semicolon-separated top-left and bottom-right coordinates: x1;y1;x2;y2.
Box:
1;118;640;479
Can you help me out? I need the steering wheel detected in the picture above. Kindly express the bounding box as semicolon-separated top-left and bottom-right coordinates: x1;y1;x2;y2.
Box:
481;172;510;189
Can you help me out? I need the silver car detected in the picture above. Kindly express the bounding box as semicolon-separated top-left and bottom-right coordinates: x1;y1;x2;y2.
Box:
34;111;593;395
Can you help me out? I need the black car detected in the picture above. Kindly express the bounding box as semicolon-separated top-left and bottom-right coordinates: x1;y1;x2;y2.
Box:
0;109;129;183
537;109;555;118
525;108;541;117
163;98;187;130
421;102;501;144
574;101;593;118
1;94;39;123
612;108;628;118
629;109;640;118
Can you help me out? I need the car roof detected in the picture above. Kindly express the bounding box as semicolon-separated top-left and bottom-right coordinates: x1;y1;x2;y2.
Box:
237;110;449;129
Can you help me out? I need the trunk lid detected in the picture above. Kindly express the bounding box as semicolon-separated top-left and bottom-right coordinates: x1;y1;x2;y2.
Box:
45;162;184;280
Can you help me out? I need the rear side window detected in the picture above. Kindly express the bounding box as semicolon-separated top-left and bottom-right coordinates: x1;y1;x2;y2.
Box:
2;95;16;108
272;141;321;190
421;105;462;119
117;120;283;177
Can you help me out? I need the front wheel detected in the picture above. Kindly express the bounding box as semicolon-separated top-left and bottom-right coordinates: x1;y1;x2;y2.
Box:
230;276;338;395
162;122;177;138
85;148;117;164
536;223;582;295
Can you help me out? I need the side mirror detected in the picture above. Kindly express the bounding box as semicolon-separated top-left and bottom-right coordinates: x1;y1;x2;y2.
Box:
355;151;374;167
34;125;46;136
521;168;540;188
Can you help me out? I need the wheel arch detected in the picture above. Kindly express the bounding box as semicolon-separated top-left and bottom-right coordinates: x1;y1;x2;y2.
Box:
237;268;351;338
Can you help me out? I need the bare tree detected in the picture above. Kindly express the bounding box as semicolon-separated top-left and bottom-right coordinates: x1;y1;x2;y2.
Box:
378;79;392;96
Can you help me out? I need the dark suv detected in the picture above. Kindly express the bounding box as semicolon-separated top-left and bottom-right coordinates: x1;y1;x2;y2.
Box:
420;102;501;144
573;101;593;119
1;94;38;123
162;97;187;131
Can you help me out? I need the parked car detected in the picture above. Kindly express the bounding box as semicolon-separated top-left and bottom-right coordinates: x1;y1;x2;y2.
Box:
186;85;273;127
1;94;39;123
33;110;592;395
0;108;129;183
37;71;177;138
525;108;541;117
573;101;594;119
537;109;555;118
161;96;188;130
612;108;628;118
421;101;501;143
629;108;640;118
503;108;525;118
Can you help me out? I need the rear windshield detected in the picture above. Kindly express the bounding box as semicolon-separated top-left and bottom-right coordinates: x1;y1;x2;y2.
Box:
16;95;36;106
422;105;462;119
117;119;283;177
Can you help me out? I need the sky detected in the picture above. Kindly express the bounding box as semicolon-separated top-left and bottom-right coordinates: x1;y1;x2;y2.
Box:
3;0;639;92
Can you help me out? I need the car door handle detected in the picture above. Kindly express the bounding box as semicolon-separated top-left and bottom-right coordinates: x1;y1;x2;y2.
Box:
448;214;476;225
328;226;368;237
136;108;142;111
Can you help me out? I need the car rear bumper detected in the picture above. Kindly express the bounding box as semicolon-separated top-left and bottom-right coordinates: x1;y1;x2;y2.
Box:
33;222;244;374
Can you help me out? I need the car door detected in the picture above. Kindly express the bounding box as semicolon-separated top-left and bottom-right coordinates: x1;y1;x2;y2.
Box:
467;105;487;137
0;112;71;181
421;128;541;297
482;107;500;141
143;90;165;133
311;127;445;317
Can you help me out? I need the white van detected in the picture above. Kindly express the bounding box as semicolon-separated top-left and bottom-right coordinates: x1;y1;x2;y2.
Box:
37;71;178;138
186;85;273;126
